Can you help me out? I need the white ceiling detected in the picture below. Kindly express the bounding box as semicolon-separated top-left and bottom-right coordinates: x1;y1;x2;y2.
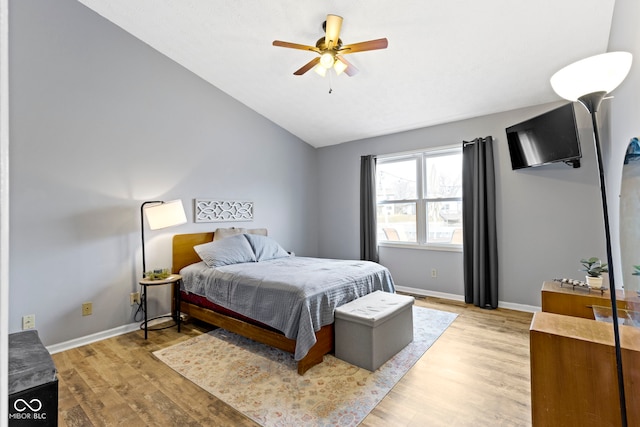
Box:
77;0;616;148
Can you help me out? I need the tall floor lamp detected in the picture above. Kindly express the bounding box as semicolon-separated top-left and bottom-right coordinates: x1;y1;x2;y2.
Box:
550;51;633;426
140;199;187;277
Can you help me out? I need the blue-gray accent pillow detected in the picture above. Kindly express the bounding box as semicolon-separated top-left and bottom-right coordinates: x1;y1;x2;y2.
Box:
243;234;290;261
194;234;256;267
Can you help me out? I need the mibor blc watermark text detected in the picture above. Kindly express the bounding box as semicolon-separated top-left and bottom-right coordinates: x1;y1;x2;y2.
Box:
9;398;49;421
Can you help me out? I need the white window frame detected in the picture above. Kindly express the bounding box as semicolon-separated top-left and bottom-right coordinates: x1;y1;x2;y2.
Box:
376;145;463;252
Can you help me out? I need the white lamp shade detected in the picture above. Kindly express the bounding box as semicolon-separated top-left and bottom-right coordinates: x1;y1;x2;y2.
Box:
314;65;327;77
334;58;348;76
319;52;334;69
145;199;187;230
550;52;632;101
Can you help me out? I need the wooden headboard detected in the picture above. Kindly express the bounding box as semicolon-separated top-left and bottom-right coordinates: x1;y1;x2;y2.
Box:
172;232;214;273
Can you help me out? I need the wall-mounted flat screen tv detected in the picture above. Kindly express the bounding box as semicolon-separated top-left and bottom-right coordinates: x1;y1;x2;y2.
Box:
506;103;582;170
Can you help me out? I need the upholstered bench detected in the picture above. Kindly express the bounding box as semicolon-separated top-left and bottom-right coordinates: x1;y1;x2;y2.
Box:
335;291;414;371
8;330;58;426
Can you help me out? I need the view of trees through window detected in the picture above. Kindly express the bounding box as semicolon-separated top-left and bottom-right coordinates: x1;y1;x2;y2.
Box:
376;148;462;247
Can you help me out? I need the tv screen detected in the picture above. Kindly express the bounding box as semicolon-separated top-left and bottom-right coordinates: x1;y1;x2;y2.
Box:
506;103;582;170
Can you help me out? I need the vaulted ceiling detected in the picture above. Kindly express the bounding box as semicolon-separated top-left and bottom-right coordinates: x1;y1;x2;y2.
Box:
78;0;616;148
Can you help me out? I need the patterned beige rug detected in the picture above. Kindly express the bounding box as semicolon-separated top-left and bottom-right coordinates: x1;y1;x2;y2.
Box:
154;306;457;427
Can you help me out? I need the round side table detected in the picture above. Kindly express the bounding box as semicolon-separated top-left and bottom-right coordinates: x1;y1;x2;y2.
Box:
139;274;182;339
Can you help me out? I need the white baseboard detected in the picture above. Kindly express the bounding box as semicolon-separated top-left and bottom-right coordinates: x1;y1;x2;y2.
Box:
498;301;540;313
46;312;183;354
46;288;541;355
395;285;540;313
46;321;141;354
395;285;465;302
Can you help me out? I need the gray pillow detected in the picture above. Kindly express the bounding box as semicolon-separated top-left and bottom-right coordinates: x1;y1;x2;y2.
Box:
194;234;256;267
243;234;290;262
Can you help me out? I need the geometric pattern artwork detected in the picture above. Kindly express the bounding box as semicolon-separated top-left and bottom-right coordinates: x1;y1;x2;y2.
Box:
195;199;254;222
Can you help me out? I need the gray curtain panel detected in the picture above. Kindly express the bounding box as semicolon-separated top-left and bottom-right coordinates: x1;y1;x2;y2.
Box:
462;137;498;309
360;155;379;262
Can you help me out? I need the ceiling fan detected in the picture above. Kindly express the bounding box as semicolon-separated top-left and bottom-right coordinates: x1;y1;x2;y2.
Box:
273;14;388;77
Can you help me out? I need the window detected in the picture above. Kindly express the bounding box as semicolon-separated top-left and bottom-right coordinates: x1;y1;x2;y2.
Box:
376;146;462;248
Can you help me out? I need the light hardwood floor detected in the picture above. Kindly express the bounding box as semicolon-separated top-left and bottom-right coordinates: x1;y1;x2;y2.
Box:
52;296;534;426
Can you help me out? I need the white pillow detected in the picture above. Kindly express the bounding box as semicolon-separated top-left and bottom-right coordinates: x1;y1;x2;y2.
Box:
194;234;256;267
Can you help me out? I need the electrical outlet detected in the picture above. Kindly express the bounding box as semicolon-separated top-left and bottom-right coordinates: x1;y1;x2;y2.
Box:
130;292;140;305
431;268;438;278
22;314;35;330
82;302;92;316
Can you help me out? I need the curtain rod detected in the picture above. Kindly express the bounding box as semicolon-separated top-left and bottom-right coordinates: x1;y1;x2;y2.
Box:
463;136;493;148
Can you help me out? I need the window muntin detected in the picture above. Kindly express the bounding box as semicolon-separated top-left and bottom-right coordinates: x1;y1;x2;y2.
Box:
376;148;462;248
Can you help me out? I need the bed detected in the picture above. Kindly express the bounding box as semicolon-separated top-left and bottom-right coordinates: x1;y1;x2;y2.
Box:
171;230;395;374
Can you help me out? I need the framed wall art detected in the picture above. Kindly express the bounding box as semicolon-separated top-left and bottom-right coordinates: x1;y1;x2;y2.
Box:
194;199;254;223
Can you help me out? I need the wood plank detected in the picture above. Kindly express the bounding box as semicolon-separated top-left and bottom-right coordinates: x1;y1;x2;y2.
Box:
171;232;213;273
362;297;533;427
180;302;296;352
179;300;334;374
52;296;534;426
540;280;640;319
530;311;640;427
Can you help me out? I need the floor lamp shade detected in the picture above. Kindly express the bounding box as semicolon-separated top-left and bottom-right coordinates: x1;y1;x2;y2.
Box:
140;199;187;277
144;200;187;230
550;51;632;102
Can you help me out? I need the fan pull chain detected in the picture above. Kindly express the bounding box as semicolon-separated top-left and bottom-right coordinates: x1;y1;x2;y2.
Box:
328;69;333;94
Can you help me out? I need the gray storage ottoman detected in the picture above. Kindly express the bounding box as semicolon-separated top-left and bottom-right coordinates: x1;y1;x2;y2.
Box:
8;330;58;426
335;291;414;371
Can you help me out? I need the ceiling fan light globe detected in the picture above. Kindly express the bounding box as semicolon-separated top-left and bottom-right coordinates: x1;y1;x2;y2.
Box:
314;65;327;77
334;59;348;75
550;51;633;101
320;52;335;68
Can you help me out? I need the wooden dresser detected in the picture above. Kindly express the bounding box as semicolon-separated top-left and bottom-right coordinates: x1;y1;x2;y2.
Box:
540;280;639;319
531;281;640;426
530;311;640;426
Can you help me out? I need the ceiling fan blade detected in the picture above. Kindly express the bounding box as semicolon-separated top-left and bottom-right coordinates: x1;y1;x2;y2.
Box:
293;57;321;75
335;55;359;77
324;14;343;49
339;38;388;54
273;40;320;53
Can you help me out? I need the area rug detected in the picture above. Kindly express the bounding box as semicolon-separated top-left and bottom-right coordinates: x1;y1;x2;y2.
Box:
153;306;457;427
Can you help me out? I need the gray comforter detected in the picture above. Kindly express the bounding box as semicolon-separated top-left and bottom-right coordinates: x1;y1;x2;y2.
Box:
180;256;395;360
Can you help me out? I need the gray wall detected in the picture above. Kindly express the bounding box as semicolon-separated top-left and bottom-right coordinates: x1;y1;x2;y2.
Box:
607;0;640;290
8;0;319;346
317;104;608;307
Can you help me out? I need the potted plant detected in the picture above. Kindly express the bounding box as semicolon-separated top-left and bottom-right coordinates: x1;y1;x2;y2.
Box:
580;257;608;288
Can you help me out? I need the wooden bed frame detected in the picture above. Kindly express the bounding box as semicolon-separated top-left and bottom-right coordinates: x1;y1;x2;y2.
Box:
171;232;334;375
